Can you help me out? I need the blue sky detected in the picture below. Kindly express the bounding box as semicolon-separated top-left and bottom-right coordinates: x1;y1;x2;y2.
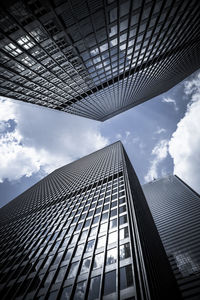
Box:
0;70;200;207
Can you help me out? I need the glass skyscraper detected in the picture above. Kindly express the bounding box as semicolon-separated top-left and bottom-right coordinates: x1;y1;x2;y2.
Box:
0;142;180;300
0;0;200;120
143;175;200;300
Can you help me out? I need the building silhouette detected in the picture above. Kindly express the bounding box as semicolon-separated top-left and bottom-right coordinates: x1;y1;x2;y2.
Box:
0;0;200;121
0;142;180;300
143;175;200;300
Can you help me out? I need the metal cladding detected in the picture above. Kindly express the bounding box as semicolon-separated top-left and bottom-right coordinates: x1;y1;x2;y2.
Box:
0;0;200;121
143;175;200;300
0;142;180;299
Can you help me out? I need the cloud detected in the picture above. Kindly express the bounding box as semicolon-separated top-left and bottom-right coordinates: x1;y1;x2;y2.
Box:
144;139;169;182
0;97;109;182
155;127;166;135
168;72;200;193
162;97;178;111
115;131;131;144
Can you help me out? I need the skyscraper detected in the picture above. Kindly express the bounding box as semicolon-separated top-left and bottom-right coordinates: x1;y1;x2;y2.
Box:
0;142;180;300
143;175;200;300
0;0;200;121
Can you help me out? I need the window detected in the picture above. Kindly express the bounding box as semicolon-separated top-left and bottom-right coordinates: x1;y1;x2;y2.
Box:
99;223;108;234
64;248;73;261
53;251;63;265
68;262;79;278
86;239;95;252
74;281;86;299
97;235;106;249
120;243;131;260
80;230;88;240
60;285;72;300
90;226;98;237
88;276;101;300
103;270;116;295
120;265;134;290
44;270;56;286
106;248;117;265
93;252;104;269
80;258;91;274
75;244;84;256
119;205;126;214
109;218;117;229
55;266;66;283
110;209;117;217
119;215;127;225
120;227;129;240
108;231;117;244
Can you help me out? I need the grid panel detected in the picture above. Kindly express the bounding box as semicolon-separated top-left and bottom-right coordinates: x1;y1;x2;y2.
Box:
0;0;200;120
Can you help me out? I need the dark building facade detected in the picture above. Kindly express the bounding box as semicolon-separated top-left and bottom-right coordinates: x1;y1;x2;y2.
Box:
0;142;180;300
143;175;200;300
0;0;200;121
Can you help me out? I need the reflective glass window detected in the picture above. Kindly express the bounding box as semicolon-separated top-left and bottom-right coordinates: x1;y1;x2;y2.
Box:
88;276;101;300
106;248;117;265
64;248;73;261
55;266;66;283
120;227;129;240
74;281;86;300
86;239;95;252
97;235;106;249
120;265;134;290
110;209;117;217
108;231;117;244
68;261;79;278
80;258;91;274
119;214;127;225
93;252;104;269
80;230;88;240
75;244;84;256
103;270;116;295
60;285;72;300
119;205;126;214
44;270;56;286
109;218;117;229
90;226;98;237
99;223;108;234
120;243;131;260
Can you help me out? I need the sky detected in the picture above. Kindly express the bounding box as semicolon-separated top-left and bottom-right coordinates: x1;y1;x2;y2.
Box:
0;70;200;208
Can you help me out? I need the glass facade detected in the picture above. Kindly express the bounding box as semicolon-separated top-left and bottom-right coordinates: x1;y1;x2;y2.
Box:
0;142;180;299
143;175;200;300
0;0;200;121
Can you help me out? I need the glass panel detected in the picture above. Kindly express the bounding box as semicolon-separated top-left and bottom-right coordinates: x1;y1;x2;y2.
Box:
60;285;72;300
119;215;127;225
80;230;88;240
55;266;66;283
119;227;129;240
75;244;84;256
68;262;79;278
93;252;104;269
109;218;117;229
110;209;117;217
44;270;55;286
64;248;73;260
108;231;117;244
106;248;117;265
119;205;126;214
97;235;106;249
120;243;131;260
90;226;98;237
99;223;108;234
88;276;101;300
120;265;134;290
74;281;86;300
80;258;91;274
86;240;95;252
103;270;116;295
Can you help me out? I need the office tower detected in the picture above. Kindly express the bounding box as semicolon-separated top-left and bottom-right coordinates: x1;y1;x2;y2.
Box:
0;142;180;300
143;175;200;300
0;0;200;121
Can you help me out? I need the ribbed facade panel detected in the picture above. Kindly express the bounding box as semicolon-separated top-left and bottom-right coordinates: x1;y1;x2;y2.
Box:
143;175;200;300
0;142;180;299
0;0;200;121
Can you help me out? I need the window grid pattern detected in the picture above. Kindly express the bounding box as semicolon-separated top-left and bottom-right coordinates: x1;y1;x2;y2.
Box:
0;143;136;300
0;0;200;120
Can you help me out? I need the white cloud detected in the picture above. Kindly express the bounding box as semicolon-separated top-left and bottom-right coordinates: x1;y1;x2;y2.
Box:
162;97;178;111
0;97;109;182
144;139;169;182
168;72;200;193
155;127;166;135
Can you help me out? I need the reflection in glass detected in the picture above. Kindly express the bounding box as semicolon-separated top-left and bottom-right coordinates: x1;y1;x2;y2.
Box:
110;209;117;217
86;239;95;252
60;285;72;300
53;251;63;265
120;243;131;260
88;276;101;300
120;265;134;290
108;231;117;244
119;214;127;225
99;222;108;233
93;252;104;269
75;244;84;256
68;262;79;278
97;235;106;249
80;258;91;274
109;218;117;229
55;266;66;283
64;248;73;261
80;230;88;240
74;281;86;299
103;270;116;295
44;270;55;286
90;226;98;237
106;248;117;265
119;227;129;240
